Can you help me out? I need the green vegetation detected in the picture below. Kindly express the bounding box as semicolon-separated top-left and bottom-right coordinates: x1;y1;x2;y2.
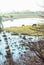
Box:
4;24;44;37
1;11;44;21
0;11;44;37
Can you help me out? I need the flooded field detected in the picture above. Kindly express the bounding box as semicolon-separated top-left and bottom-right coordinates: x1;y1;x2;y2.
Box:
3;18;44;28
0;31;41;65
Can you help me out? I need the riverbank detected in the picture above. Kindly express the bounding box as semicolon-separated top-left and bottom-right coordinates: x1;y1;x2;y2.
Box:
4;25;44;38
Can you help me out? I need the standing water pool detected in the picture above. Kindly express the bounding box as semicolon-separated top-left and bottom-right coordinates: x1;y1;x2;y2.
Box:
0;32;41;64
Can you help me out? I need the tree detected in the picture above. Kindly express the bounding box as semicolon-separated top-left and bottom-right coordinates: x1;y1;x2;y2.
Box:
0;16;3;31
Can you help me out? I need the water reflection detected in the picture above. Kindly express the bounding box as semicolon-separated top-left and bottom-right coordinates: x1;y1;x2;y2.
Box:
3;18;44;28
0;32;41;64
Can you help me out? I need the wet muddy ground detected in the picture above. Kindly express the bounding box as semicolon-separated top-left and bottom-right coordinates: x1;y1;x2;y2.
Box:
0;32;43;65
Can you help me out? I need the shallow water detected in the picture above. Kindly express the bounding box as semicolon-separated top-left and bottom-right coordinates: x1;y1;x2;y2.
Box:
0;32;41;64
3;18;44;28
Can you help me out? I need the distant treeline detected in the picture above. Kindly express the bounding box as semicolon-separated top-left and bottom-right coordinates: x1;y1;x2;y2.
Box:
0;11;44;21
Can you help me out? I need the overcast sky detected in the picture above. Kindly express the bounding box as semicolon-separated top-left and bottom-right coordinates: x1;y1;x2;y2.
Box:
0;0;44;13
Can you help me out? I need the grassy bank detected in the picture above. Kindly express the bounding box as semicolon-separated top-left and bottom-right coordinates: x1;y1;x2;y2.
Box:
4;25;43;37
